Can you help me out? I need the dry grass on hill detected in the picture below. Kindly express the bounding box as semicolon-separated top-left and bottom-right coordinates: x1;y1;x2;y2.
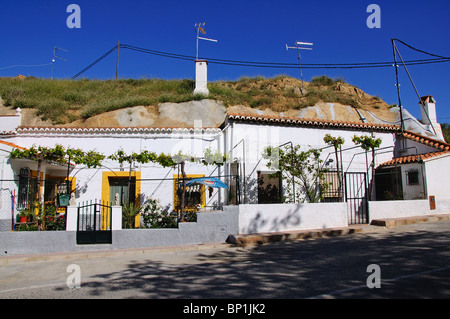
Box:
0;75;393;125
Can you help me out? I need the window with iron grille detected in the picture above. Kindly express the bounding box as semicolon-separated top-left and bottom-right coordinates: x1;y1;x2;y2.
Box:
18;167;35;210
406;169;420;186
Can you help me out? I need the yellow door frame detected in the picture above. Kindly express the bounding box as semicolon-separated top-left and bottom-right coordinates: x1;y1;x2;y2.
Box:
102;171;141;227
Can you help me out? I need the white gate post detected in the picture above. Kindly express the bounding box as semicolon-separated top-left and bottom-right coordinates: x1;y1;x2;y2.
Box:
111;206;122;230
66;206;78;231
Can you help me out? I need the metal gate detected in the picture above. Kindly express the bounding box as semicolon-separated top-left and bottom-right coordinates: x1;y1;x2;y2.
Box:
344;172;369;224
77;201;112;245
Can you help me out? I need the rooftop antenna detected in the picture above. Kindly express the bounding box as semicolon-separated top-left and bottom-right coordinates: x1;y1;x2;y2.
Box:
286;41;313;91
195;22;218;60
51;46;68;79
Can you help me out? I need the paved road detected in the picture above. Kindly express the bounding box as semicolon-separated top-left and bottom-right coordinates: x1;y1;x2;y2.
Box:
0;221;449;301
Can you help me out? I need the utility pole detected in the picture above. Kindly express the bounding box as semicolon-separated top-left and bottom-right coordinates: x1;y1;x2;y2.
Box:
391;39;404;133
116;41;120;80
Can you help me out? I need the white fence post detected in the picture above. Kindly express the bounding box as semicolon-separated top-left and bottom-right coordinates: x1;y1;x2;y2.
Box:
66;206;78;231
111;206;122;230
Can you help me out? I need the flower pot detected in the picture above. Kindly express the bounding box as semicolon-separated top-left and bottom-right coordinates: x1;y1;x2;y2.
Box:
19;216;27;223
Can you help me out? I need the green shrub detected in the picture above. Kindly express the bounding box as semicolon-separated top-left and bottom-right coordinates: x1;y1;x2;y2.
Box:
311;75;335;86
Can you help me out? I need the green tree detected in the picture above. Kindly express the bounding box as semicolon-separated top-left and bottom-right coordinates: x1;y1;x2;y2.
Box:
108;148;228;223
323;134;345;200
352;135;382;200
263;144;325;203
10;144;104;202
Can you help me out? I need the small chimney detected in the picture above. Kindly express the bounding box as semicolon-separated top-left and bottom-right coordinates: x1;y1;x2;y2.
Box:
420;95;437;124
194;60;209;96
419;95;444;140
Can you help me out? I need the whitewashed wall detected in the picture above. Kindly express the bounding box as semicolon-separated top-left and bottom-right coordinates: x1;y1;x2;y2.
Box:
0;146;16;231
399;163;426;200
424;154;450;201
237;202;348;234
226;122;397;203
368;198;450;221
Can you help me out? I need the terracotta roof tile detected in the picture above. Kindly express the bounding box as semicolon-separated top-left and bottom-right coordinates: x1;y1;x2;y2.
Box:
378;151;450;167
400;130;450;150
15;126;222;134
378;131;450;167
227;113;401;132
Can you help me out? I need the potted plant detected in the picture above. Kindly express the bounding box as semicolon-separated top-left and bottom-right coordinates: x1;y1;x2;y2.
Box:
17;210;29;223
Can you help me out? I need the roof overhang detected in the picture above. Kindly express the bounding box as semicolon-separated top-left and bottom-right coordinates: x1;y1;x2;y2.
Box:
227;113;401;133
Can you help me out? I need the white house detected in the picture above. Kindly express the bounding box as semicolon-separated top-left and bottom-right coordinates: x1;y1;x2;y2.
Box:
376;130;450;202
1;94;449;232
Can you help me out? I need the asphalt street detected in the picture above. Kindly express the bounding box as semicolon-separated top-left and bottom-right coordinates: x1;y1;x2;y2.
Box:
0;220;449;301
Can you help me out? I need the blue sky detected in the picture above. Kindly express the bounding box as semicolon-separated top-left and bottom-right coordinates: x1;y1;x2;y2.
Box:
1;0;449;123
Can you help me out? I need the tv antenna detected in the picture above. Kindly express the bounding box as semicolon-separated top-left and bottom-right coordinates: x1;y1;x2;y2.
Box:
195;22;218;60
51;46;68;79
286;41;313;90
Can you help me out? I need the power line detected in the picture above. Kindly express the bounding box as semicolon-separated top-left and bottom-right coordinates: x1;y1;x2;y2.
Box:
122;43;450;67
0;63;53;70
392;38;450;60
71;42;450;78
71;45;117;79
120;43;449;69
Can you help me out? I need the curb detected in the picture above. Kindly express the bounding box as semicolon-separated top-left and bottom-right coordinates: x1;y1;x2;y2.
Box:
227;214;450;247
369;214;450;228
226;225;376;247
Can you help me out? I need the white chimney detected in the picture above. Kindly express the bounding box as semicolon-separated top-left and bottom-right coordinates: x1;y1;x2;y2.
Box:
194;60;209;96
420;95;444;140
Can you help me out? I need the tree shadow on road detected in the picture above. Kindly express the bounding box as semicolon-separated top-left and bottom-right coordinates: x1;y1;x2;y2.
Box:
55;227;450;299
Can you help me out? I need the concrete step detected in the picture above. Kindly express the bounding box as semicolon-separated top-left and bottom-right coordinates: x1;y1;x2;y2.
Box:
227;226;369;247
370;214;450;228
227;214;450;247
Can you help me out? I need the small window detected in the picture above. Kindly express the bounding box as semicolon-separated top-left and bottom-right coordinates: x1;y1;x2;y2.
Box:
406;170;419;186
257;171;282;204
173;175;205;212
18;167;33;209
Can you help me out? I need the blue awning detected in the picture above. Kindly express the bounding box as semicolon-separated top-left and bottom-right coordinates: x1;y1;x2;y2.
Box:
186;177;228;189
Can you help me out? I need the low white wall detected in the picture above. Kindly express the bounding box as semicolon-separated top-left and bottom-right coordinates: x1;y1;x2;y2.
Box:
237;202;348;235
368;198;450;222
1;209;239;256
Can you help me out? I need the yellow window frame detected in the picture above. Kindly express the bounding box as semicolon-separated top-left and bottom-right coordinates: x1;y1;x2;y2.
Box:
43;174;77;214
173;174;205;212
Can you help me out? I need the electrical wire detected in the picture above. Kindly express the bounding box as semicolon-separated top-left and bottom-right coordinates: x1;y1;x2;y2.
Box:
71;41;450;78
120;43;449;69
121;43;450;68
393;38;450;60
0;63;53;70
71;45;118;79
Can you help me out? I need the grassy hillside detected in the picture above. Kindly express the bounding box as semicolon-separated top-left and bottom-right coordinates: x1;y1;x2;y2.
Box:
0;75;388;125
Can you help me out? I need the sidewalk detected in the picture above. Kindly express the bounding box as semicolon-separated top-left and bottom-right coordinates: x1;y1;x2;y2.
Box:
1;214;449;264
226;214;450;247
